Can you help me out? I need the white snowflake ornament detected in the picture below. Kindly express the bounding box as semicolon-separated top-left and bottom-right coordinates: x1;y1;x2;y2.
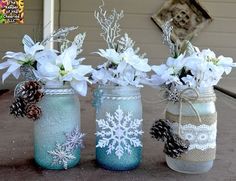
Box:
96;105;143;159
48;143;76;169
63;126;85;150
47;126;85;169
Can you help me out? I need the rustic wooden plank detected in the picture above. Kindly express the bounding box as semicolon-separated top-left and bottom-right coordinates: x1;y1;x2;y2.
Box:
61;0;164;14
60;12;165;30
201;2;236;18
0;25;43;40
24;0;43;10
22;10;43;25
60;0;236;18
202;0;236;3
205;18;236;33
59;11;236;33
193;32;236;48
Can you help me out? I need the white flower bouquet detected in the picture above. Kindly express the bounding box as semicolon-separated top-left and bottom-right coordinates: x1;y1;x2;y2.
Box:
150;21;236;91
0;26;93;96
91;3;151;87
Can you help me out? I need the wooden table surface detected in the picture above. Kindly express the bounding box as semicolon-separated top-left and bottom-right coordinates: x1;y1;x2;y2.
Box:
0;89;236;181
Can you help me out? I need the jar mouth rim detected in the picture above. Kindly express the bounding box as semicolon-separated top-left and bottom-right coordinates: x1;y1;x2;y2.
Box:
43;87;75;95
98;84;141;90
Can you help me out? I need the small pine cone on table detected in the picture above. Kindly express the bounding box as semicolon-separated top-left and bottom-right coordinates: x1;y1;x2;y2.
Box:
10;97;26;118
25;104;42;120
20;81;44;103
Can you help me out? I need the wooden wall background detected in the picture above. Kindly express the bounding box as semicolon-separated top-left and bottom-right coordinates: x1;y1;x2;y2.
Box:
1;0;236;94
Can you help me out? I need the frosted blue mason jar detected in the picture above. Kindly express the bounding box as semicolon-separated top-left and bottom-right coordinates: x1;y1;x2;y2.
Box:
94;85;144;171
34;85;83;170
165;87;217;174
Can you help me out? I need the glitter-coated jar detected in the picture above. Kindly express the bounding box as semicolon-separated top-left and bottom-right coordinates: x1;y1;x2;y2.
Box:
34;85;82;170
94;85;143;171
165;87;217;174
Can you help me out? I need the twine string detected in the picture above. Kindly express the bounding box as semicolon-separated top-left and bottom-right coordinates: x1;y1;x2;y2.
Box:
178;88;202;136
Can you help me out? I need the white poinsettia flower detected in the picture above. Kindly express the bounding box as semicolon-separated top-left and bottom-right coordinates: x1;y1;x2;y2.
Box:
95;49;122;64
151;55;186;87
166;54;186;73
91;68;113;85
217;56;236;75
152;64;168;76
0;35;44;82
150;64;170;86
181;75;198;88
120;48;151;72
200;49;216;60
93;47;151;87
34;44;92;96
184;56;208;74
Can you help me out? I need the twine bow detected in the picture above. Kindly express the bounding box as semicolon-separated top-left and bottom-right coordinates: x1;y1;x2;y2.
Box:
178;88;202;135
166;88;202;136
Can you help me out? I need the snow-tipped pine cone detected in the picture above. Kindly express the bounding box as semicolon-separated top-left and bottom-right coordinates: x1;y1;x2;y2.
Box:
20;81;44;103
25;104;42;120
10;97;26;117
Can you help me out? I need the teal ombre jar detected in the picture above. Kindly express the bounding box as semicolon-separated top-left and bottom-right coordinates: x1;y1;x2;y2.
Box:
165;87;217;174
34;85;84;170
94;85;143;171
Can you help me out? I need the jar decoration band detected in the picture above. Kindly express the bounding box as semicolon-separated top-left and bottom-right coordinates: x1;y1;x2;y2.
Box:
166;111;217;162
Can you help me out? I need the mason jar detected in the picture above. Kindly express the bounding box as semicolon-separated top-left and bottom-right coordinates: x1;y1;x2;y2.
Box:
34;85;83;170
165;87;217;174
94;85;143;171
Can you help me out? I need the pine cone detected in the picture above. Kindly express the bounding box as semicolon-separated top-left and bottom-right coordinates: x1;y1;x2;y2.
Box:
164;133;190;158
25;104;42;120
150;119;172;142
10;97;26;117
20;81;44;103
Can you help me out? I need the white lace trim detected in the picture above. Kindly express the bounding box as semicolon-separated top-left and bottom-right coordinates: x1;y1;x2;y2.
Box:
171;122;217;151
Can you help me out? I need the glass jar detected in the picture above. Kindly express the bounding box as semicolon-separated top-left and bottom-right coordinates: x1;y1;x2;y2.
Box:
94;85;143;171
34;85;83;170
165;87;217;174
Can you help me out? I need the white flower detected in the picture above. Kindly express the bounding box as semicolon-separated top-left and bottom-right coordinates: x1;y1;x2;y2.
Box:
0;35;44;82
92;68;113;85
34;44;92;96
150;54;186;87
217;56;236;75
120;48;151;72
181;75;198;87
95;49;121;64
93;47;151;87
165;54;186;74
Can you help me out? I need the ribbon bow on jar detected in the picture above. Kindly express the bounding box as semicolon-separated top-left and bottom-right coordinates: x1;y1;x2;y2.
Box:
166;87;202;136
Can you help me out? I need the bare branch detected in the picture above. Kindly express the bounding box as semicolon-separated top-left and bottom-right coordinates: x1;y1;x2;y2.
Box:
94;1;124;48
